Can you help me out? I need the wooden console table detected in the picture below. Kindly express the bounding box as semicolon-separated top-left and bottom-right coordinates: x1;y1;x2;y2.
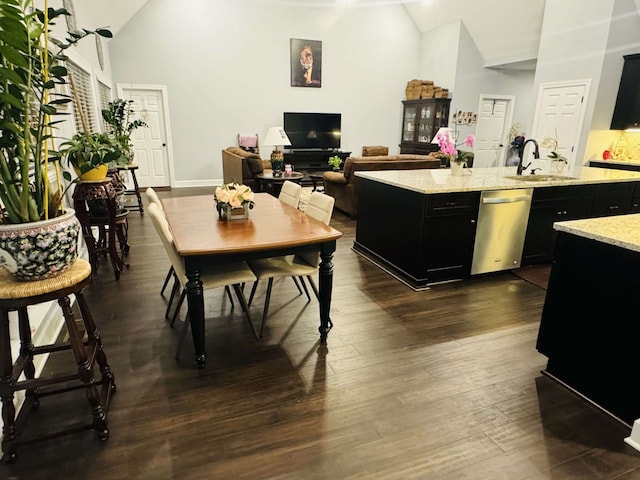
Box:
283;150;351;178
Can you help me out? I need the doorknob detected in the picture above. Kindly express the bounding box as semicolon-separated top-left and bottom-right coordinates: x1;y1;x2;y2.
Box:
162;143;166;147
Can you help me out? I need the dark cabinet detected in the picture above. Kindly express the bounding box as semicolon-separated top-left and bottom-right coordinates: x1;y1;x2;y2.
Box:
631;183;640;212
421;193;479;283
537;231;640;426
522;181;640;265
354;178;479;289
591;182;635;217
611;53;640;130
400;99;451;156
522;185;594;265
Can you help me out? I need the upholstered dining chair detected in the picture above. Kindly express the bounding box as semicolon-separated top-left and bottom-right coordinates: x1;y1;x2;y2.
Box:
278;180;302;209
147;203;259;358
146;188;237;323
247;191;335;338
145;188;175;297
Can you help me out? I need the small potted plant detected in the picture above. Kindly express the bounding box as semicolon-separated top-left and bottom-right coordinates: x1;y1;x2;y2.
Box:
328;155;343;171
59;132;125;182
102;99;148;164
540;130;568;172
435;130;475;175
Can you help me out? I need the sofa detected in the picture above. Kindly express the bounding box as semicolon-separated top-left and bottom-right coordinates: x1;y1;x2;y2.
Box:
222;146;272;191
323;154;441;217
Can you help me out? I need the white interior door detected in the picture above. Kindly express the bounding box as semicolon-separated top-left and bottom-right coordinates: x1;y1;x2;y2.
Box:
118;85;172;188
473;95;514;168
531;80;590;172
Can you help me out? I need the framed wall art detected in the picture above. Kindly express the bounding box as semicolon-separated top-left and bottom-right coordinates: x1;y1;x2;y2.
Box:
290;38;322;88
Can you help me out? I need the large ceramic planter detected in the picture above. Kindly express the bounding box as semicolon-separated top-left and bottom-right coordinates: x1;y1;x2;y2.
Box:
0;209;81;281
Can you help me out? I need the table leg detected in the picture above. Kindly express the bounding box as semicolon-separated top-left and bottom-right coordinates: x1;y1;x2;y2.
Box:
185;268;206;368
318;241;336;343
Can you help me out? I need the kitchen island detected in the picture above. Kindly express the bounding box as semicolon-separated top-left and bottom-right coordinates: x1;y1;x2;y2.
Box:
353;166;640;289
536;213;640;427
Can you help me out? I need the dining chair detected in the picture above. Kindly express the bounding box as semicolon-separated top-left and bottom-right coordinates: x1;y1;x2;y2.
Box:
147;203;260;358
278;180;302;209
247;191;335;338
278;180;304;294
146;188;237;322
146;188;174;292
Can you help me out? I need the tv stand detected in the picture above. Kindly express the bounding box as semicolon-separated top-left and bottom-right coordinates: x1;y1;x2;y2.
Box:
283;150;351;176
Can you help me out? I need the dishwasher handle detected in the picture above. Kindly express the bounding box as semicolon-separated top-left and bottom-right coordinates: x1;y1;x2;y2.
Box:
482;195;532;204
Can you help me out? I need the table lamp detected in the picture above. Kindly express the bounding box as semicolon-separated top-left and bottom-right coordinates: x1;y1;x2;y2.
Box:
431;127;453;144
264;126;291;177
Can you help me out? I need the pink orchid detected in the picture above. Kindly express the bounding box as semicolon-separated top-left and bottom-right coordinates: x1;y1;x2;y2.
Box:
462;134;475;148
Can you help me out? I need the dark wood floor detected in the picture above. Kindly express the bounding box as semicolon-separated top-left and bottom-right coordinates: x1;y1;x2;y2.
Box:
2;187;640;479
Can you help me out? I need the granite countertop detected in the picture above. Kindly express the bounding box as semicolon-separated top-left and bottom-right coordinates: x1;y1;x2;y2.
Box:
554;214;640;253
355;166;640;194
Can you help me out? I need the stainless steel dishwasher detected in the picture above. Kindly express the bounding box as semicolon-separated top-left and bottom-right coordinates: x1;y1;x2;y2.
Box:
470;188;533;275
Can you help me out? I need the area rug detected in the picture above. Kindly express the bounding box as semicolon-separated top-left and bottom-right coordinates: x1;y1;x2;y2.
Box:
511;264;552;290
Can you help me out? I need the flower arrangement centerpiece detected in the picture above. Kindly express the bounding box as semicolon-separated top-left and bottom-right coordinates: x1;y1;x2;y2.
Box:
214;182;255;220
328;155;343;171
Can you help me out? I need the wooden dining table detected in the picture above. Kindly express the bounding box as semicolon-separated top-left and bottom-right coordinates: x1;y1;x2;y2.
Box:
161;193;343;368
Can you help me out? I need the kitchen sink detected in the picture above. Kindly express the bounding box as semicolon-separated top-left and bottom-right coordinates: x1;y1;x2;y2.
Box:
503;174;578;182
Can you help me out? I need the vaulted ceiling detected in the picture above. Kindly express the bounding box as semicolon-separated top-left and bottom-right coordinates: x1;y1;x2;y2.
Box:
96;0;549;68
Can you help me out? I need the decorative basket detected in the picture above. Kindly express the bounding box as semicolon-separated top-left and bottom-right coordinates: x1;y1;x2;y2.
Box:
218;203;249;221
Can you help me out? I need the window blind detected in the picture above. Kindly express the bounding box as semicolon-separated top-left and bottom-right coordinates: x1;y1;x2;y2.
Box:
66;61;97;133
97;80;112;131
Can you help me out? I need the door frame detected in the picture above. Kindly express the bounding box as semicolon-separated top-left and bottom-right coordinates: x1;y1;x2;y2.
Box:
475;94;515;167
530;79;591;171
116;83;175;188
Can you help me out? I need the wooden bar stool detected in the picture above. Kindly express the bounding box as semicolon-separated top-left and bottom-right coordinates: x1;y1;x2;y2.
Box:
116;164;144;215
0;259;116;463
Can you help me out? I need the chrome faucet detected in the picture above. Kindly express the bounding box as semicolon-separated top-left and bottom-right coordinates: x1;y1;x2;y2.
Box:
516;138;540;175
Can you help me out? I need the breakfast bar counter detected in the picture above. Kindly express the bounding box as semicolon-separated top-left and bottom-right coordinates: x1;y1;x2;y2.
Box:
355;166;640;194
353;166;640;289
536;213;640;427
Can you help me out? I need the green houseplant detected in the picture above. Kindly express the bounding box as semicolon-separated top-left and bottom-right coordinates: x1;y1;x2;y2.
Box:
0;0;111;279
101;98;147;163
328;155;343;171
59;132;123;181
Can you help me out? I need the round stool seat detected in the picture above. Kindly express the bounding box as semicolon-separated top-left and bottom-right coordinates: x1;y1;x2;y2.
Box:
0;257;114;463
0;259;91;303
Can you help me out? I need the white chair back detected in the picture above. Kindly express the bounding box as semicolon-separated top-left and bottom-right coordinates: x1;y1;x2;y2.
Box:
278;180;302;209
145;187;162;209
304;191;334;224
148;203;186;286
299;192;334;267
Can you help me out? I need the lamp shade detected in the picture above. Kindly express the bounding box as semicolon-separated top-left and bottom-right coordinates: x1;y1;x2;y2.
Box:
431;127;452;144
263;126;292;147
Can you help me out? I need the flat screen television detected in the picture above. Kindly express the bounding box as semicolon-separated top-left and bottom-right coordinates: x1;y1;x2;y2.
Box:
283;112;341;150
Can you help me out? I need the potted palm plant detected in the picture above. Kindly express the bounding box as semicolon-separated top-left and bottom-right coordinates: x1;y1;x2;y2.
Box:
0;0;111;280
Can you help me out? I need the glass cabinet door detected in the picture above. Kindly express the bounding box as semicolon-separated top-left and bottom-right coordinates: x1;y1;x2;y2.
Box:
402;105;418;142
418;104;433;144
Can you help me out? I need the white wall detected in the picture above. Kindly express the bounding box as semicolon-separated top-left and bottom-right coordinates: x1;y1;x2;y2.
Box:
108;0;420;186
418;21;460;91
419;21;535;141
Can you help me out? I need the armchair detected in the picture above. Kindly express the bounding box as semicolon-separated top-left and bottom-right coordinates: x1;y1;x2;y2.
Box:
221;146;272;191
